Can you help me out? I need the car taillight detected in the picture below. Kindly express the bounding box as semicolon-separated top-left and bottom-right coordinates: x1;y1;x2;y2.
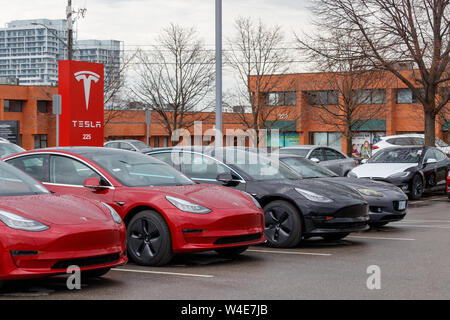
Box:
372;145;379;150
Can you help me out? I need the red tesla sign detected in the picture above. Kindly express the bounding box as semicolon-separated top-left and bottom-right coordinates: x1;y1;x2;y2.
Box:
58;60;104;146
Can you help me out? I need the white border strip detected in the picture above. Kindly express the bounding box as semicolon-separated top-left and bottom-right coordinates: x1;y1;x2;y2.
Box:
113;268;214;278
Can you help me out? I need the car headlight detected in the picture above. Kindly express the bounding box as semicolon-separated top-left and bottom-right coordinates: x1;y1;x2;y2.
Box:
388;171;411;179
295;188;333;203
357;188;384;197
0;210;49;232
101;202;122;224
166;196;211;214
347;171;358;178
241;191;262;209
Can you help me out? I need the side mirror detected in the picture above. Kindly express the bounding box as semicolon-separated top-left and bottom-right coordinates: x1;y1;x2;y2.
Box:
426;158;437;165
310;158;320;163
83;177;106;190
361;159;368;164
216;172;239;186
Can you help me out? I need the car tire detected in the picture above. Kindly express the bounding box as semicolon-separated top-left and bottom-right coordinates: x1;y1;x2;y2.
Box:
127;210;173;266
409;174;424;200
263;200;302;248
215;246;249;259
320;232;350;241
82;268;111;279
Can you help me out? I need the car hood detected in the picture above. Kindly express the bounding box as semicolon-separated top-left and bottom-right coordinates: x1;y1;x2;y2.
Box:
0;194;110;226
351;163;418;179
247;179;366;203
140;184;256;210
316;177;407;198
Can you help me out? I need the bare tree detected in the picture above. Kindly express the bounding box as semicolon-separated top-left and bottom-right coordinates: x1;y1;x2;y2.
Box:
296;30;390;156
104;51;138;126
308;0;450;146
226;17;297;146
132;24;215;141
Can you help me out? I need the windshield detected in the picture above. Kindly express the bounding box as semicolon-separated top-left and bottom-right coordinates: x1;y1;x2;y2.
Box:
281;157;338;178
0;143;25;158
85;150;195;187
278;148;310;157
212;148;301;181
0;161;49;197
369;148;423;163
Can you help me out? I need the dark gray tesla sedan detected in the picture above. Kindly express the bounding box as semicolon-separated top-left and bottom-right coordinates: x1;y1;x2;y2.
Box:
279;154;408;227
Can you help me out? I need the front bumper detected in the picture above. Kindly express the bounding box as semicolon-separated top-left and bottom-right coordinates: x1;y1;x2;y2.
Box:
0;224;127;281
302;203;370;236
164;208;265;253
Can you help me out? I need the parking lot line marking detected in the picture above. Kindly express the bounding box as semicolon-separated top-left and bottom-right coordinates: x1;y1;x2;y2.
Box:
394;224;450;229
113;268;214;278
247;249;332;256
348;235;415;241
398;219;450;223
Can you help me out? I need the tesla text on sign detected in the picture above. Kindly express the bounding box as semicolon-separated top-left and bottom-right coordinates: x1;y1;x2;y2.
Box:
58;60;104;146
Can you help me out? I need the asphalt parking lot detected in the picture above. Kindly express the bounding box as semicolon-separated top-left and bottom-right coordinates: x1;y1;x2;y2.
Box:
1;194;449;300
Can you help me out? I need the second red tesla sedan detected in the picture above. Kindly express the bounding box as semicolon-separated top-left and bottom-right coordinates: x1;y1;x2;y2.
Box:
4;148;265;266
0;160;127;289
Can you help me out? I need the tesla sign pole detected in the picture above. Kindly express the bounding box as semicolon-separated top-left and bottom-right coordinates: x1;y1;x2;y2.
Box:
52;94;62;147
215;0;223;147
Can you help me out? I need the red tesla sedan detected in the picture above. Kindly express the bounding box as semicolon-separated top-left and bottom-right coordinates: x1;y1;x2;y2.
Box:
447;170;450;199
0;160;127;289
3;147;265;266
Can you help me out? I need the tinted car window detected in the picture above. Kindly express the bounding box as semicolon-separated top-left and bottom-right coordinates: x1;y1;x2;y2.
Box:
281;157;338;178
7;155;48;182
150;152;178;167
324;149;345;160
0;161;49;197
120;142;135;151
369;148;423;163
50;156;102;186
310;149;325;161
278;148;310;157
180;152;232;180
434;149;448;162
105;142;120;149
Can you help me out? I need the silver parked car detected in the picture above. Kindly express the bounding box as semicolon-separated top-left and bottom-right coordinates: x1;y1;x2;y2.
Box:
0;138;25;158
104;139;152;153
278;145;357;176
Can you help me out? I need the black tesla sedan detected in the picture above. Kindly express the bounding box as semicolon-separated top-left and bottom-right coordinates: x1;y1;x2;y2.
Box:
278;154;408;227
147;147;369;247
349;146;450;200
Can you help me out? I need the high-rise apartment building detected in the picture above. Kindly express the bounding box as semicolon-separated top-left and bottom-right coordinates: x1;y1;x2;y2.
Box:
0;19;121;86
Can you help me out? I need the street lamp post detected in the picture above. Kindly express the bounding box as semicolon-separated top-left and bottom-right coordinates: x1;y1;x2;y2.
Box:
67;0;73;60
215;0;223;148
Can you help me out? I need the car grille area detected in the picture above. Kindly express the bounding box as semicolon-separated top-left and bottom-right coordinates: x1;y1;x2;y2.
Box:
51;253;120;270
334;204;369;218
214;233;262;245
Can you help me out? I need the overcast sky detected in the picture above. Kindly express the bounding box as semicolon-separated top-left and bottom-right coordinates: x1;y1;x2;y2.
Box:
1;0;313;50
1;1;315;104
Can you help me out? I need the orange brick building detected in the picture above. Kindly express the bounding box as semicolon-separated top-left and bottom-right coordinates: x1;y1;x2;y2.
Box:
1;69;448;152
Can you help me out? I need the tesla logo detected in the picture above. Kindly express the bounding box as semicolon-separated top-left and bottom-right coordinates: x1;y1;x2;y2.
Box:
74;71;101;111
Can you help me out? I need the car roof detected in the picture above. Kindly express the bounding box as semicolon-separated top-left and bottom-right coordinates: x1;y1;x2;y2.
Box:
280;145;315;149
381;134;424;139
